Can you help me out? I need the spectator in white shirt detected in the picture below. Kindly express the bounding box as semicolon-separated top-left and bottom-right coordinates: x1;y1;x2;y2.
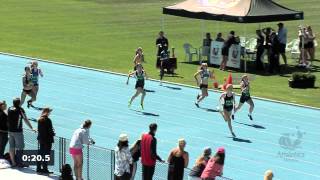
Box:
114;134;132;180
69;120;94;180
277;23;288;65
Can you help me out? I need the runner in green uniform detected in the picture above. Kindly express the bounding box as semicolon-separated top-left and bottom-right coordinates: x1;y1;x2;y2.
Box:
194;63;214;107
219;84;236;137
126;63;148;110
234;75;254;120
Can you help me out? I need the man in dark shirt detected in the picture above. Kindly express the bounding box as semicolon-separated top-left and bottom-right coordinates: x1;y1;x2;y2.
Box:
220;31;236;70
256;30;265;70
263;27;272;65
156;31;169;57
37;107;55;174
7;98;35;166
203;33;212;47
202;33;212;61
0;101;8;158
141;123;164;180
268;32;281;74
215;32;224;42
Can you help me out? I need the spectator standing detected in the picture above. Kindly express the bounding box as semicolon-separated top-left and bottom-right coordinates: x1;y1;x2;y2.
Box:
141;123;164;180
263;27;272;66
298;27;309;66
215;33;224;42
255;30;265;70
188;147;212;180
306;26;316;63
7;98;35;166
277;23;288;65
156;31;169;84
69;120;94;180
202;33;212;61
114;134;132;180
200;147;225;180
37;107;55;174
0;101;8;158
220;31;236;71
264;170;274;180
268;32;281;74
203;33;212;47
130;139;141;180
156;31;169;58
167;139;189;180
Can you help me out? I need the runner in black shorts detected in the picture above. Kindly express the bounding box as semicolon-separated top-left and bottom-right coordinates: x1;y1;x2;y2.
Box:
234;75;254;120
194;63;214;107
219;84;236;137
127;63;148;110
20;66;36;108
30;61;43;97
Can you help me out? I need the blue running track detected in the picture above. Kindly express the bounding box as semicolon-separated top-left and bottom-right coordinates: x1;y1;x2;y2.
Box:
0;54;319;180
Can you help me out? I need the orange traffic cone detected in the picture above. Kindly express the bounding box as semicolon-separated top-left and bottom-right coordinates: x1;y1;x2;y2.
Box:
213;81;219;89
222;77;227;91
212;75;219;89
227;73;233;85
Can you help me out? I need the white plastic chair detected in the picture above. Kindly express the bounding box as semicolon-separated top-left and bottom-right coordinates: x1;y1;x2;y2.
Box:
290;39;300;59
183;43;198;62
286;39;294;52
247;38;257;52
240;36;246;47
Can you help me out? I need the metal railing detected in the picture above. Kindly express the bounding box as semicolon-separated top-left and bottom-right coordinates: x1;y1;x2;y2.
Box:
17;129;232;180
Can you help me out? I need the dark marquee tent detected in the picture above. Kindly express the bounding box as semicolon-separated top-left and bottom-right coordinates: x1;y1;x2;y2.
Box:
163;0;304;23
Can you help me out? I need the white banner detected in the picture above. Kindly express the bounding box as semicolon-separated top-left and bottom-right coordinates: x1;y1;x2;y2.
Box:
209;41;224;65
227;44;241;69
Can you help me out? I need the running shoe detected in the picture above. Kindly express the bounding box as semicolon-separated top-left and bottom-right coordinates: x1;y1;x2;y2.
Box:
248;114;253;120
27;101;32;109
231;114;235;120
195;102;199;108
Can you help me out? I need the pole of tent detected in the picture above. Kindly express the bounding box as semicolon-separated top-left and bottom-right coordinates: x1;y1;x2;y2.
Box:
200;20;205;62
160;1;164;31
243;25;247;72
161;15;164;31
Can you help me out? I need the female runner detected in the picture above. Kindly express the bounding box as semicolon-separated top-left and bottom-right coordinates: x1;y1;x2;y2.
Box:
219;84;236;137
21;66;36;107
133;47;144;70
126;63;147;110
30;61;43;97
194;63;214;107
234;75;254;120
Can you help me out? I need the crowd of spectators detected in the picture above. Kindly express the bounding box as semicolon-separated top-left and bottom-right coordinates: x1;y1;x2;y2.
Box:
112;123;229;180
201;22;316;74
0;102;231;180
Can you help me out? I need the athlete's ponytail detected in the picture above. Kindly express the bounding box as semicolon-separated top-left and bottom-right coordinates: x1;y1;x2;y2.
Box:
82;120;92;129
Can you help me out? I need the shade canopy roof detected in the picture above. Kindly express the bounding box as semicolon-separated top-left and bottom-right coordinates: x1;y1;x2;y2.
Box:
163;0;303;23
